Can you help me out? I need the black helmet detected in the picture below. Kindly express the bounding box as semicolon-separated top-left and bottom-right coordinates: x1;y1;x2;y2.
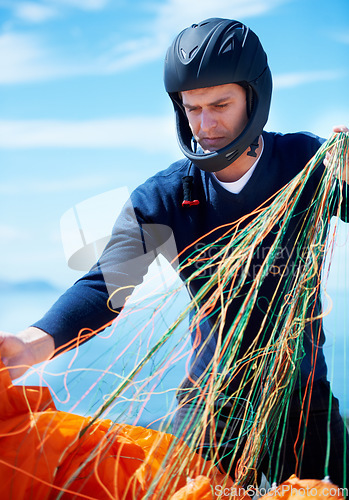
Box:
164;18;272;172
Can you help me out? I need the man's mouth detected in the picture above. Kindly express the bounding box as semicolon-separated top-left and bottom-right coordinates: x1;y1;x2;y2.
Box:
200;137;225;151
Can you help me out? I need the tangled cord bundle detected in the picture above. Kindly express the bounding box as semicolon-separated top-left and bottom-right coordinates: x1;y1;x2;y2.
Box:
1;132;348;498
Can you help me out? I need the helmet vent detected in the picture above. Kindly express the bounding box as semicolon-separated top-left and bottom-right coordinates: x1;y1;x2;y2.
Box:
220;36;235;55
222;41;233;54
189;46;198;59
180;46;198;61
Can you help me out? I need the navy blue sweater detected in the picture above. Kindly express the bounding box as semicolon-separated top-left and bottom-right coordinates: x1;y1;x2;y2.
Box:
34;131;348;386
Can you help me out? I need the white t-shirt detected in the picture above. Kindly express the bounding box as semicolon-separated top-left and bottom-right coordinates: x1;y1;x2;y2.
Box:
213;136;264;194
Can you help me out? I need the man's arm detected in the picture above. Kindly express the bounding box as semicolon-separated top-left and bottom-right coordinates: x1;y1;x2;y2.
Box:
0;327;55;380
0;195;168;380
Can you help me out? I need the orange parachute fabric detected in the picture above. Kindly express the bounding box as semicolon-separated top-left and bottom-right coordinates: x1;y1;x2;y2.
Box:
0;360;233;499
0;360;345;500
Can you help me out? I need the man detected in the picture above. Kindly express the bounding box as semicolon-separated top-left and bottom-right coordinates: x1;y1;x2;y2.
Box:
0;18;348;488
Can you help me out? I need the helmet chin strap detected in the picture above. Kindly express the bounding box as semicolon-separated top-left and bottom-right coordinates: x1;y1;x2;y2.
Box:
247;136;260;158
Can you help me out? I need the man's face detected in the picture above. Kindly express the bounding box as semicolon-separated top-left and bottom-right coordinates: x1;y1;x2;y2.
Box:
181;83;248;153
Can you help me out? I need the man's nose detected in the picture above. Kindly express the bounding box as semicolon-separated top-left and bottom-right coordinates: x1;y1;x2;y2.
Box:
200;110;216;132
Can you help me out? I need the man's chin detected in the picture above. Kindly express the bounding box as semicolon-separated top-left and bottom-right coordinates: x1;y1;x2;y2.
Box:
199;143;220;153
199;139;230;153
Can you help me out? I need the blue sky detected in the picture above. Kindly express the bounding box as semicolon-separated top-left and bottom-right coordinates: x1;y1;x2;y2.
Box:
1;0;349;289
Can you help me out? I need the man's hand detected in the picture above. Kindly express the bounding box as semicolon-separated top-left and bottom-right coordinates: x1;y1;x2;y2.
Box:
325;125;349;184
332;125;349;134
0;327;55;380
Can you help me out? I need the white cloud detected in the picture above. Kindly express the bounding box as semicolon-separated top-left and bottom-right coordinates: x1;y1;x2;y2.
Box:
0;29;163;83
0;0;290;83
330;30;349;45
8;0;110;21
0;32;77;83
102;0;289;74
307;107;349;140
98;36;166;74
0;224;27;242
273;70;346;90
0;175;114;195
50;0;110;9
0;116;177;151
151;0;288;34
0;0;108;30
14;2;59;23
267;101;349;142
